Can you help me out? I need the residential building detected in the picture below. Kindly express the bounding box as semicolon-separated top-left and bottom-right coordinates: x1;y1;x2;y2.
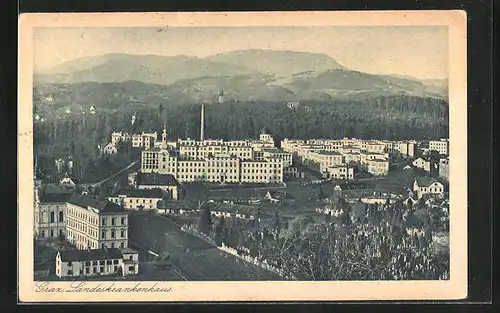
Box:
209;203;268;220
35;192;72;239
101;142;118;155
412;157;434;172
66;194;128;250
265;191;295;205
55;248;139;278
108;189;163;210
412;177;445;199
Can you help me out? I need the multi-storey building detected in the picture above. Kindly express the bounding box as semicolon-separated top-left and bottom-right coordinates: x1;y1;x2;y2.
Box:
111;131;158;148
322;165;354;180
366;159;390;176
66;194;128;250
34;192;72;239
108;189;163;210
429;139;449;156
140;125;284;184
135;172;181;199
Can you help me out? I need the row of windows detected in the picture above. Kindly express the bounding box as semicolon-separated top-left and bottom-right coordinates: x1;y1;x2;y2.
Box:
39;211;64;223
39;229;63;238
102;217;126;226
101;229;127;239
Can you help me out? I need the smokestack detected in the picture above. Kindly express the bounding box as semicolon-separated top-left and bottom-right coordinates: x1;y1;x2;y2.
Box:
200;103;205;141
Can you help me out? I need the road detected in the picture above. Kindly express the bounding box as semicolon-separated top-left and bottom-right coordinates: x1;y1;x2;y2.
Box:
80;159;140;189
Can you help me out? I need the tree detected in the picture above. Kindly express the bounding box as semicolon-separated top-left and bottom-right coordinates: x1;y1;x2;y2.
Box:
318;186;326;200
324;212;332;224
197;205;212;235
272;211;281;235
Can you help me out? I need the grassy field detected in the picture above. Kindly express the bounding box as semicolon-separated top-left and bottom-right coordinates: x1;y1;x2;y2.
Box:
128;212;283;281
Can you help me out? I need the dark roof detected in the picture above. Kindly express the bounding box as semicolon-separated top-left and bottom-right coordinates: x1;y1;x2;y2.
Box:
137;173;180;187
267;191;294;200
414;177;442;187
58;248;123;262
39;192;73;204
161;200;191;210
111;188;163;199
68;194;125;213
335;182;374;191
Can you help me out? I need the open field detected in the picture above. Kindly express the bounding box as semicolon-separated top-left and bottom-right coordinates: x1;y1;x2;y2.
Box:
128;212;283;281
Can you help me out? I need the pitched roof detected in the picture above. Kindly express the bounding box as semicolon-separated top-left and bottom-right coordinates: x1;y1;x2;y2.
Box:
266;191;294;200
68;194;125;213
136;173;180;187
335;182;374;191
414;177;442;187
39;192;73;204
58;248;123;262
111;188;163;199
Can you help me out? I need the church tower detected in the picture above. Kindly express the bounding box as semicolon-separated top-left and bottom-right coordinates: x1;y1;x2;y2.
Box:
162;123;168;148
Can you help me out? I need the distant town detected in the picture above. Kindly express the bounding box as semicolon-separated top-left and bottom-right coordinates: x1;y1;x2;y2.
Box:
34;101;450;281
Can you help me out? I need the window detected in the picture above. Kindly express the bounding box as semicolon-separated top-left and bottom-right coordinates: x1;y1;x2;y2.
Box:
67;261;72;266
112;218;116;226
102;218;107;226
85;261;90;266
100;266;104;273
101;231;106;239
50;212;55;223
111;243;115;248
106;260;112;265
99;260;105;265
93;267;97;273
59;211;64;222
113;260;119;265
111;230;115;238
120;230;125;238
129;266;135;271
120;242;125;249
50;230;54;237
85;268;90;274
114;266;118;272
68;270;73;275
92;261;98;266
59;229;63;237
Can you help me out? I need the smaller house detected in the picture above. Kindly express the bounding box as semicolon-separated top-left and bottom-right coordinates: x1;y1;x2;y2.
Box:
413;177;444;199
59;176;77;189
55;248;139;278
210;203;268;220
102;142;118;155
158;201;196;215
412;157;436;172
265;191;295;205
403;164;413;171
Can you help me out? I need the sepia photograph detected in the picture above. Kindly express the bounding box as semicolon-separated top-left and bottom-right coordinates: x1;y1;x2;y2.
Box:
18;11;468;302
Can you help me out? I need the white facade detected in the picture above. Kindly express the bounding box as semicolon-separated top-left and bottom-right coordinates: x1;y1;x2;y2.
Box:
66;197;128;250
413;179;444;199
429;139;449;155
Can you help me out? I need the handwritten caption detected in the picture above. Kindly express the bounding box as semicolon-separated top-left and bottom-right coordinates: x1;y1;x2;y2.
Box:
36;281;173;293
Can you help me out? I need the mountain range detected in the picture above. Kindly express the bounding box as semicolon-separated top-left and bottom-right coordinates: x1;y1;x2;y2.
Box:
34;50;448;103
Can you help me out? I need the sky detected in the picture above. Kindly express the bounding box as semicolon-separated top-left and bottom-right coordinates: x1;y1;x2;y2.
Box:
33;26;448;80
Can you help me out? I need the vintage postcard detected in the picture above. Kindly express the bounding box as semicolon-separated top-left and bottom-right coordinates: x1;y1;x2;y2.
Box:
18;11;467;302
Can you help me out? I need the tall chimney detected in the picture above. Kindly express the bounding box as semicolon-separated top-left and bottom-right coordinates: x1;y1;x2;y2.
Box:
200;103;205;141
